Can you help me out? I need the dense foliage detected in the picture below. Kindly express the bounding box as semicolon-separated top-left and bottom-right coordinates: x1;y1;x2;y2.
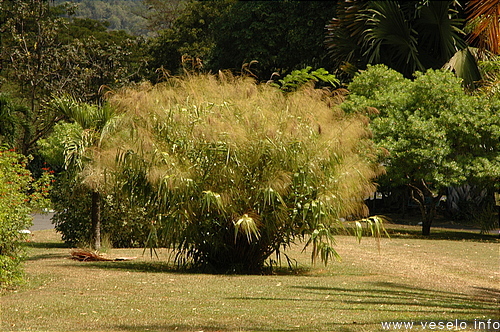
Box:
0;95;28;149
326;0;481;86
0;0;148;154
207;1;337;79
147;0;337;80
0;149;52;288
343;65;500;234
92;74;384;272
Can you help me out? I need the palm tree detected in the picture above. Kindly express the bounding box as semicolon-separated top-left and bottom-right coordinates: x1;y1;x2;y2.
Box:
464;0;500;94
443;0;500;88
326;0;466;79
326;0;500;88
48;96;118;251
466;0;500;55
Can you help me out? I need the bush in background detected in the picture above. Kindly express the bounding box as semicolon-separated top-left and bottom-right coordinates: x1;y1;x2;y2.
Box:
50;175;150;248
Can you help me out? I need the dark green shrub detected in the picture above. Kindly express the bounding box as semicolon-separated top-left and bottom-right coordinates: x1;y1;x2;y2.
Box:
50;175;151;248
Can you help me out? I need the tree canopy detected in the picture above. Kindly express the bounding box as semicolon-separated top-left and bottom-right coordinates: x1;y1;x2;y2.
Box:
147;0;337;80
343;64;500;234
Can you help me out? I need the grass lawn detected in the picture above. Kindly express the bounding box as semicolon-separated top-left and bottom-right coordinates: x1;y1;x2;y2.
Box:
1;224;499;332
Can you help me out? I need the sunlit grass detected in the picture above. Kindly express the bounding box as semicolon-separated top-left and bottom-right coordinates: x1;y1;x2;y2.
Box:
2;228;498;332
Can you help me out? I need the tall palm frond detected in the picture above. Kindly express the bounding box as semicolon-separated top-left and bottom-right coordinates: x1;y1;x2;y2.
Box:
466;0;500;55
359;1;424;76
325;1;466;78
325;0;368;76
63;127;94;171
416;1;467;67
443;47;482;88
49;96;116;131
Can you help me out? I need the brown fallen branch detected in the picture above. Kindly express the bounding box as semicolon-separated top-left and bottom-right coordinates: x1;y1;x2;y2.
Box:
70;249;136;262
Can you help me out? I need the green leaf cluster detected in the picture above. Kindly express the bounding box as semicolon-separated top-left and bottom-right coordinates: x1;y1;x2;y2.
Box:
343;64;500;190
0;149;53;288
271;67;340;93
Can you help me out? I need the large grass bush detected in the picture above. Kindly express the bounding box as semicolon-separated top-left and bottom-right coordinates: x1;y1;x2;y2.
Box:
95;73;383;272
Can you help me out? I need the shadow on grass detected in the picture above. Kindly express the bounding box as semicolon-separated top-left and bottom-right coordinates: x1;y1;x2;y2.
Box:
26;252;69;261
113;324;231;332
24;241;69;249
112;322;384;332
68;258;316;276
385;227;499;242
223;281;499;317
112;323;305;332
71;260;175;273
288;281;500;316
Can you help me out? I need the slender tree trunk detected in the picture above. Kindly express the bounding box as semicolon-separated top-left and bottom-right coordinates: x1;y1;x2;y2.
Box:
497;205;500;239
421;215;432;236
409;181;443;236
91;190;101;251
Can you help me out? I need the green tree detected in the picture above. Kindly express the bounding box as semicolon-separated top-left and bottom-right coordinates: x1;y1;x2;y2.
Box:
147;1;337;80
147;0;232;78
343;65;500;235
0;1;147;153
56;23;148;103
208;1;337;79
0;0;72;153
100;73;384;272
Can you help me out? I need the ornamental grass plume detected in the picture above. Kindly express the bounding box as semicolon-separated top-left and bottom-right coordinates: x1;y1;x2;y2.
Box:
102;72;384;272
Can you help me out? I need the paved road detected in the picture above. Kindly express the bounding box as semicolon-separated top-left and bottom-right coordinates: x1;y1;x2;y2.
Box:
30;213;55;231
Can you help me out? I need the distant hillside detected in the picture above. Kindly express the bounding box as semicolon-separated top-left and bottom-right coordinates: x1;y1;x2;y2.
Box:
55;0;151;37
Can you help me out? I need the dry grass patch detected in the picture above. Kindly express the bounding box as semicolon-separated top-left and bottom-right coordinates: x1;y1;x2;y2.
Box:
1;228;498;332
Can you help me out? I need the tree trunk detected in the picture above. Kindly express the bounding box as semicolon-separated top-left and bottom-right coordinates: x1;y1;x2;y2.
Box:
408;181;443;236
497;205;500;239
91;190;101;251
421;217;432;236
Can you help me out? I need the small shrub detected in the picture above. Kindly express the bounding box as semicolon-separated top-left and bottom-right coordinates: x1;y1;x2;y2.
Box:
0;149;52;288
50;175;151;248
